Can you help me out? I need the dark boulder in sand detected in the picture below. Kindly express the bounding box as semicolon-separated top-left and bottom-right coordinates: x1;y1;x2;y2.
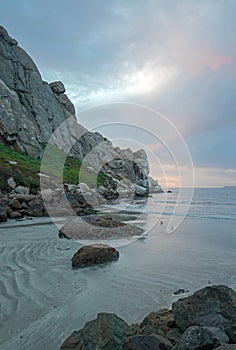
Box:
59;215;144;240
177;325;229;350
60;312;130;350
123;334;173;349
71;244;119;268
172;285;236;342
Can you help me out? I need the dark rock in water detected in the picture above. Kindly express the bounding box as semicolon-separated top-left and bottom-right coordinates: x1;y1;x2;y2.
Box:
60;312;130;350
177;325;229;350
71;244;119;268
172;285;236;341
140;308;175;336
59;215;144;240
0;198;7;222
167;190;172;193
123;334;173;350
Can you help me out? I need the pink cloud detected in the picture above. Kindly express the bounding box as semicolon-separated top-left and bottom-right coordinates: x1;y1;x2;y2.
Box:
189;51;233;78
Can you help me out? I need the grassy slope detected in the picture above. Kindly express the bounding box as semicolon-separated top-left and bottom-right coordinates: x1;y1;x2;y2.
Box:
0;144;109;193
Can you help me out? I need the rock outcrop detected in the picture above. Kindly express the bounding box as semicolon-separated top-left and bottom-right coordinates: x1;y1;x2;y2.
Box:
60;285;236;349
59;215;144;240
0;25;158;196
60;313;130;350
172;284;236;342
71;244;119;268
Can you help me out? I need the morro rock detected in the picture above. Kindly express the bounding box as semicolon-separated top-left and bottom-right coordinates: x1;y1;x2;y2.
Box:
0;25;158;196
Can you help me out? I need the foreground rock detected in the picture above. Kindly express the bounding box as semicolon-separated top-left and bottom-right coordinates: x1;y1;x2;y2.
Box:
59;215;144;240
177;325;229;350
172;284;236;342
71;244;119;268
60;285;236;349
140;308;175;336
123;334;172;349
60;313;130;349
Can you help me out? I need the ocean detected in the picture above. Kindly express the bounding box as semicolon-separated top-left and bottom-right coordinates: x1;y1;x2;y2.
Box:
159;187;236;221
99;187;236;239
0;188;235;350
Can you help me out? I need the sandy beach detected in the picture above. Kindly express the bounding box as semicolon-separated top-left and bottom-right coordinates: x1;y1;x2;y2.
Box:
0;207;235;350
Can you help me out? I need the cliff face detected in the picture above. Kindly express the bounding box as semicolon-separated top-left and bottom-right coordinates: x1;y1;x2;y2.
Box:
0;25;77;158
0;26;157;194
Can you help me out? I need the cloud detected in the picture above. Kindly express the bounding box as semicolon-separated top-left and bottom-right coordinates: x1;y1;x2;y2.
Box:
1;0;236;186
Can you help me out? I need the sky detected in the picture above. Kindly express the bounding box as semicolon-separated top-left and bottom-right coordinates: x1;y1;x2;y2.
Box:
1;0;236;188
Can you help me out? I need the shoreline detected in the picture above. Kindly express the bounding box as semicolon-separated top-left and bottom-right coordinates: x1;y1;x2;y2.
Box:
0;215;235;349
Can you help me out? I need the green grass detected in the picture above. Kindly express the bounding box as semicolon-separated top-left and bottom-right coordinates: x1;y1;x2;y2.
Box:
0;144;110;193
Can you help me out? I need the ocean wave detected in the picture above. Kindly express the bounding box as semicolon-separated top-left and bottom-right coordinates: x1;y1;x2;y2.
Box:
148;210;236;221
154;199;236;207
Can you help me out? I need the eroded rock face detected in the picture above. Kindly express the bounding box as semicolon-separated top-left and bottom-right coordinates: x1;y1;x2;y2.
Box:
172;285;236;342
0;26;77;158
71;244;119;268
60;313;130;350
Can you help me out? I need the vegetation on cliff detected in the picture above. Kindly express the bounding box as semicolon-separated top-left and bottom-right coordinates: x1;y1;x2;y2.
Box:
0;144;109;193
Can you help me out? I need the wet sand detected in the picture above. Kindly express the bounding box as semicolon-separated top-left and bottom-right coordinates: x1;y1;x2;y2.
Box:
0;215;235;350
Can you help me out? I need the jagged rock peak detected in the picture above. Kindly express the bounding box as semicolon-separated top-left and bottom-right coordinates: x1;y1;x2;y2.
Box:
0;26;18;45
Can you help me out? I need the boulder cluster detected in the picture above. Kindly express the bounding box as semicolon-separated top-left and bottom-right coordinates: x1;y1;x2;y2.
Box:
60;285;236;350
0;183;99;222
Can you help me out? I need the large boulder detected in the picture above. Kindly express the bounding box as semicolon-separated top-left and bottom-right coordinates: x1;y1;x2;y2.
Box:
172;285;236;342
71;244;119;268
60;312;130;350
123;334;173;350
59;216;144;240
177;325;229;350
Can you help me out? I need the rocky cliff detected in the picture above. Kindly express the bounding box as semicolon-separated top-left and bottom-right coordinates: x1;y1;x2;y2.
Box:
0;25;161;195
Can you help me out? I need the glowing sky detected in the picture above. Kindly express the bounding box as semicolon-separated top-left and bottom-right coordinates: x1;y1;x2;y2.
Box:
1;0;236;187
